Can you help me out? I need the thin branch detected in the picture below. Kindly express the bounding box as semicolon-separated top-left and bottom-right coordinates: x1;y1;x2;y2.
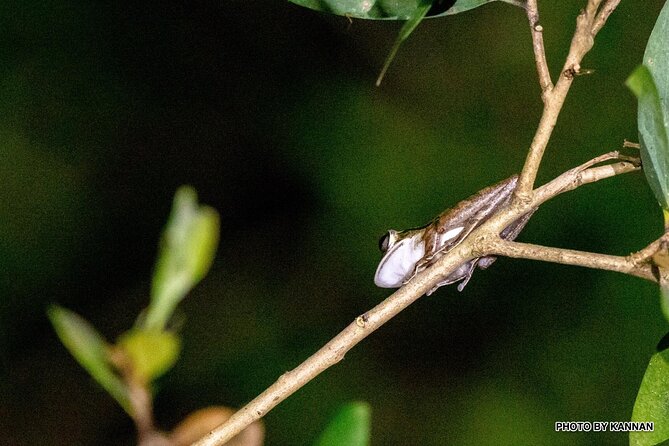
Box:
532;152;640;204
525;0;553;98
485;239;657;282
592;0;622;35
515;0;621;198
623;139;641;149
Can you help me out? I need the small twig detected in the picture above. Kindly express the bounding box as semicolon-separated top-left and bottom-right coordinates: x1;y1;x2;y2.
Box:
592;0;622;35
485;240;656;282
532;151;639;201
515;0;621;198
623;139;641;149
525;0;553;98
629;234;669;266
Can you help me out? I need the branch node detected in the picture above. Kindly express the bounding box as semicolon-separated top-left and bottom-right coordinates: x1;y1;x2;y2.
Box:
563;66;578;79
623;140;641;150
355;315;367;328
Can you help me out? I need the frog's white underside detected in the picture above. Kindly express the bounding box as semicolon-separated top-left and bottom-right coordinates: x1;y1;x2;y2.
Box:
374;226;465;288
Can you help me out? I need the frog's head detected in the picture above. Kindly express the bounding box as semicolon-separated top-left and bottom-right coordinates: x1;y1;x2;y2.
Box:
374;229;426;288
374;225;466;288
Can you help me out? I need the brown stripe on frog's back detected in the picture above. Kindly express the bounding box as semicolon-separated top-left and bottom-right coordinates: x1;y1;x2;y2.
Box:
418;175;519;267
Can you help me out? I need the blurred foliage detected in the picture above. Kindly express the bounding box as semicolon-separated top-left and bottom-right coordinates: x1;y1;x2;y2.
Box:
1;1;668;445
146;185;220;331
47;305;132;414
627;0;669;215
314;402;370;446
376;0;432;86
47;184;217;425
643;0;669;129
116;329;181;383
288;0;527;85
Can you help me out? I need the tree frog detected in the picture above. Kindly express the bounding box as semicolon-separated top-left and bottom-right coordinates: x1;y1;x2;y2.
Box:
374;175;536;295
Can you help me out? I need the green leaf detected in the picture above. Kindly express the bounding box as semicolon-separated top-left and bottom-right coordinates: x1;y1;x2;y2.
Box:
143;186;220;331
376;0;432;86
627;1;669;211
627;65;669;210
631;349;669;445
290;0;523;84
116;329;181;382
644;0;669;121
47;305;131;414
288;0;517;20
314;402;371;446
661;283;669;324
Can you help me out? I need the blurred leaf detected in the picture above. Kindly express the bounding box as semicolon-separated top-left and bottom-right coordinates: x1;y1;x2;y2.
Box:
627;65;669;210
314;402;371;446
644;0;669;119
376;0;432;86
47;305;131;414
631;349;669;445
116;329;181;382
169;406;264;446
288;0;517;20
144;186;220;331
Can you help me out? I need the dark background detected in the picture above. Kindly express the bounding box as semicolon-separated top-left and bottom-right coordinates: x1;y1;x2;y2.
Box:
1;1;667;444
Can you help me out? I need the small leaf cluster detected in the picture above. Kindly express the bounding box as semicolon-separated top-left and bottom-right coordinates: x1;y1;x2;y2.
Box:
48;186;219;415
48;186;371;444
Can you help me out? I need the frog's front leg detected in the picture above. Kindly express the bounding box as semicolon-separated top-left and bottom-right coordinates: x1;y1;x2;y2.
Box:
425;259;479;295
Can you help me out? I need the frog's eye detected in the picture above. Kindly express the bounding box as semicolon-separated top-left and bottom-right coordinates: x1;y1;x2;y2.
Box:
379;232;391;252
378;230;398;252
